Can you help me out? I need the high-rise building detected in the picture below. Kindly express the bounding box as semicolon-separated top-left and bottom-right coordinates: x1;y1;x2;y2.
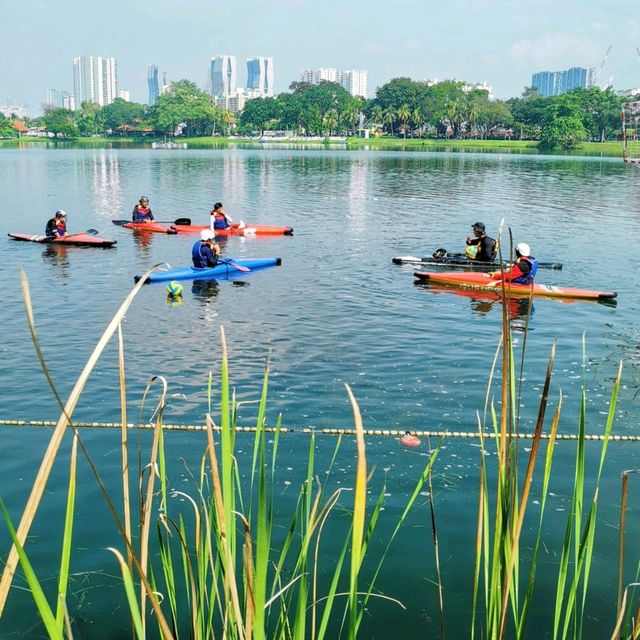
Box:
531;67;590;98
148;64;160;104
247;57;274;97
73;56;118;107
46;89;60;108
118;90;130;102
211;55;237;98
300;68;338;84
339;70;368;98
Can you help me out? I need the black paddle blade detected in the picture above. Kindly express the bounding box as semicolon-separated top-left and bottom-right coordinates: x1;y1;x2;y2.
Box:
173;217;191;226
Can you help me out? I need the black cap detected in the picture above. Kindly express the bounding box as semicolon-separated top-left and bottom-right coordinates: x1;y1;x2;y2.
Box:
472;222;486;232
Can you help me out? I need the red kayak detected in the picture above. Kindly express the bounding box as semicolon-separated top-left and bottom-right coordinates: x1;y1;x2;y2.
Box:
8;232;116;247
171;222;293;236
413;271;617;302
113;220;177;234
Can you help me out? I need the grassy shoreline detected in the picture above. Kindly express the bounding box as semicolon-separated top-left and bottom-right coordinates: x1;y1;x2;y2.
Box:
0;136;625;157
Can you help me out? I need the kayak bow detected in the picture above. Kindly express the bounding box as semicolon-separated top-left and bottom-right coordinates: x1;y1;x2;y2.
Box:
113;220;177;234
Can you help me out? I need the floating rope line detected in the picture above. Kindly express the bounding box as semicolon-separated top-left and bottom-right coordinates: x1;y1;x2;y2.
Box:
0;420;637;441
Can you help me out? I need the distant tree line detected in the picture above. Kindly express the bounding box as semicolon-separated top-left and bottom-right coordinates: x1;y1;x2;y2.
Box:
2;77;633;151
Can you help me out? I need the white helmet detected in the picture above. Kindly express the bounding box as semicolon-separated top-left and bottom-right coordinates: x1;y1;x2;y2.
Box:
200;229;215;241
516;242;531;257
55;210;67;217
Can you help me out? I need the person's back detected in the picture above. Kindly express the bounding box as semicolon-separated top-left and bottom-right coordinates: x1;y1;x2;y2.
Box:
192;229;220;268
466;221;496;262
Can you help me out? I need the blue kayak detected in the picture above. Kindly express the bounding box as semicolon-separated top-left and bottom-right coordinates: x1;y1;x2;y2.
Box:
135;257;282;283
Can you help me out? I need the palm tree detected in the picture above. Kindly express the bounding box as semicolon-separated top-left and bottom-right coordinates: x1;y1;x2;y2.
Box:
383;106;395;135
340;103;360;136
322;109;339;136
370;105;383;134
397;104;411;139
411;108;424;138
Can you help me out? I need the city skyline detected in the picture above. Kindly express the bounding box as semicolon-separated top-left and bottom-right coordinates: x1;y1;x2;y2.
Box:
1;0;639;113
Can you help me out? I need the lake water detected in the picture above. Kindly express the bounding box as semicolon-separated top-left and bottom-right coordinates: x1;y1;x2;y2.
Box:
0;146;639;638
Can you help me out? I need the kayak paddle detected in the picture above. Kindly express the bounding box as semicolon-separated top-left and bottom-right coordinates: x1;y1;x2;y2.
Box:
41;229;100;243
218;258;250;272
112;217;191;226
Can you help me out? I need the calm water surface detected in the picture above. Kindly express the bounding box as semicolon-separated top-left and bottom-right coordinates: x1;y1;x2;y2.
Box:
0;147;639;638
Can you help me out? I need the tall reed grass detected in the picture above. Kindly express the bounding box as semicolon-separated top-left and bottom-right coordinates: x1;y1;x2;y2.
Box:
1;269;637;639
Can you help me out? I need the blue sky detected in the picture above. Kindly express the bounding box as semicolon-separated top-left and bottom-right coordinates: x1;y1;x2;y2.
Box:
1;0;639;113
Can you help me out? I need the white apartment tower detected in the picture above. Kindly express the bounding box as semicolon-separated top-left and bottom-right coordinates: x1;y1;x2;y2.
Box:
300;68;338;84
73;56;118;107
246;57;274;97
340;70;368;98
211;55;237;98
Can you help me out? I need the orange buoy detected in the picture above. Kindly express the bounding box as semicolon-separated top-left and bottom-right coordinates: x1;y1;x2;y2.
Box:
399;431;421;448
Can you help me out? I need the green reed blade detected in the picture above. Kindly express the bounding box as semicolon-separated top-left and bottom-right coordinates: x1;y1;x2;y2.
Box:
0;499;61;639
109;548;145;640
55;431;78;630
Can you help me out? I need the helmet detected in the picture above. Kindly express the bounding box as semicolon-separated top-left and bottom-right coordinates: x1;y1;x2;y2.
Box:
55;210;67;217
516;242;531;257
200;229;216;241
140;196;149;203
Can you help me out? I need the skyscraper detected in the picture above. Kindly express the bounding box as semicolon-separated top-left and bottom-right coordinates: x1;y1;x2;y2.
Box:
246;57;274;97
148;64;160;104
73;56;118;107
339;70;368;98
300;68;338;84
211;55;237;98
531;67;589;98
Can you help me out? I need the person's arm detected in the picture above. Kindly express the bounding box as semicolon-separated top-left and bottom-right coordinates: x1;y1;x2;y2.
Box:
491;262;526;281
148;208;154;221
132;206;139;221
466;237;480;246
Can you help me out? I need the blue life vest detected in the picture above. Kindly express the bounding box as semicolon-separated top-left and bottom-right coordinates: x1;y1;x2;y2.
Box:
192;240;218;268
513;257;538;285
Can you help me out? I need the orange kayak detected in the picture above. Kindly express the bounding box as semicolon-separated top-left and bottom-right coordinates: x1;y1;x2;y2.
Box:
413;271;617;302
171;222;293;236
113;220;177;234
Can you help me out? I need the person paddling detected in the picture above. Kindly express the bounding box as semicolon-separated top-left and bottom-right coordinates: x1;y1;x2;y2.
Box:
45;210;68;237
132;196;154;222
490;243;538;284
465;222;497;262
192;229;221;268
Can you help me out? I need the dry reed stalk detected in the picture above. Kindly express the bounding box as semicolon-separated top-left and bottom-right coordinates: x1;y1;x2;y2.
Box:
118;324;133;569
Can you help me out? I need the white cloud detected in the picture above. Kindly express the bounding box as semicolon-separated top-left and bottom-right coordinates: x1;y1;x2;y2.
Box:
509;32;596;69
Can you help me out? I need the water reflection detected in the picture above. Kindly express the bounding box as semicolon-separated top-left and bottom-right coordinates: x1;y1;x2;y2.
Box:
41;245;71;278
348;159;368;229
419;284;535;326
131;228;155;259
91;150;121;217
192;279;220;301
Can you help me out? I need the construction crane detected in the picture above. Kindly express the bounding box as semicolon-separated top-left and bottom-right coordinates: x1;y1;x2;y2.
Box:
591;44;613;87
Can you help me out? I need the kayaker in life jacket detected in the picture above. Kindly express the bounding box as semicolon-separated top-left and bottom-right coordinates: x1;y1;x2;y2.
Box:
210;202;233;230
45;210;68;237
132;196;154;222
490;243;538;285
465;222;497;262
192;229;221;268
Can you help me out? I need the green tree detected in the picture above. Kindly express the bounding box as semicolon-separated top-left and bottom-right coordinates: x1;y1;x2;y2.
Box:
382;106;395;134
0;114;17;138
239;97;281;135
102;99;146;134
76;101;104;136
507;88;546;140
43;108;79;138
340;101;361;136
152;80;215;136
322;108;339;135
539;94;587;150
397;103;411;138
476;101;513;139
411;107;424;138
571;87;622;142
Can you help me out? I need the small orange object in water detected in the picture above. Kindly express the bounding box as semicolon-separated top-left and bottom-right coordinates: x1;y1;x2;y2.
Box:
399;431;421;448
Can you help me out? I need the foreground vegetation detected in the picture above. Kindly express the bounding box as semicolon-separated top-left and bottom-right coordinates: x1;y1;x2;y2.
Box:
0;266;637;638
2;76;634;152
